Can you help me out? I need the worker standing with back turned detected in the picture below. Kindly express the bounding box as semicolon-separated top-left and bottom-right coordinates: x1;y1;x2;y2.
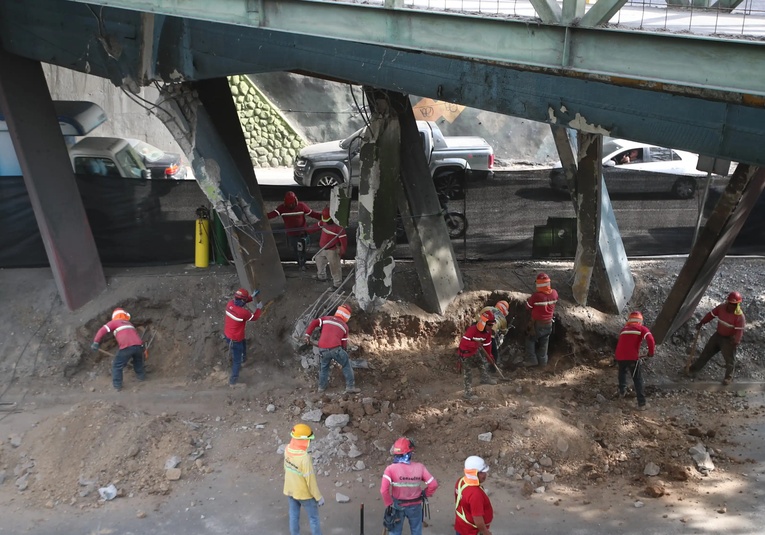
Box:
524;273;558;368
614;311;655;411
267;191;321;271
303;304;360;394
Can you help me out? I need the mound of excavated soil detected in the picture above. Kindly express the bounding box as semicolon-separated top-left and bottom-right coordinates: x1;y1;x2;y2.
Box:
0;258;763;510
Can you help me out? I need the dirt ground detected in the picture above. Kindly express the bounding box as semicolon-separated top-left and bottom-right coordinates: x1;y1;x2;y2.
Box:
0;257;764;534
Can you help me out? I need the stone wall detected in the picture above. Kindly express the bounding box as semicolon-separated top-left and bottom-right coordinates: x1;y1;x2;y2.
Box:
228;75;304;168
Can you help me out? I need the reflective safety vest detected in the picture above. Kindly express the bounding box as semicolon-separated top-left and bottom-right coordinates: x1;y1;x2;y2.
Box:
455;477;483;529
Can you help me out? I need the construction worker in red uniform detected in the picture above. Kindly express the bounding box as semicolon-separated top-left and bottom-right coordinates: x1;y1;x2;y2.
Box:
308;206;347;289
223;288;263;386
457;310;498;399
91;308;145;392
524;273;558;368
454;456;493;535
614;311;655;411
303;304;360;394
380;437;439;535
267;191;321;271
686;291;746;385
477;300;511;368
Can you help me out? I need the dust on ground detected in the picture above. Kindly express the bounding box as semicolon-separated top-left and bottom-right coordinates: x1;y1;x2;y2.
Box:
0;258;763;518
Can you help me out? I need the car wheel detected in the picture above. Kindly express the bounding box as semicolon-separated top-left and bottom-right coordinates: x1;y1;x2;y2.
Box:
434;170;465;200
312;171;342;188
673;177;696;199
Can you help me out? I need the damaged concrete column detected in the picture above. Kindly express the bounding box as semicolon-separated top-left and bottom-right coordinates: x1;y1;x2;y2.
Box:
354;89;400;311
156;79;285;300
572;133;601;305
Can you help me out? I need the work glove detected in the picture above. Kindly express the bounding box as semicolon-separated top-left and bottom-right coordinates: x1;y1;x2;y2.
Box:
302;335;310;345
91;342;100;351
695;322;703;330
317;497;325;507
252;289;261;299
385;505;393;515
256;302;263;310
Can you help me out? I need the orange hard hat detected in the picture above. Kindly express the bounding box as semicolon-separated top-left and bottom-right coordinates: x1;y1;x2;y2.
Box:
335;304;352;322
284;191;298;207
536;273;551;288
391;437;415;455
495;300;509;316
112;308;131;321
321;206;331;222
727;291;743;304
627;311;644;324
477;310;495;332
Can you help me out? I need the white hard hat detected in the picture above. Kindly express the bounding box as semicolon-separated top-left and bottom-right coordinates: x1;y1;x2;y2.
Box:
464;455;489;473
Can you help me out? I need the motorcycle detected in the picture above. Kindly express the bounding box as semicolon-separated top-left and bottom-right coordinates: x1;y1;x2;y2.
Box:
395;193;468;241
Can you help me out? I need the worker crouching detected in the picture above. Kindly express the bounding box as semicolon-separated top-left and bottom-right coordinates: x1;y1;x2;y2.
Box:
457;310;498;399
303;304;360;394
91;308;146;392
614;311;655;411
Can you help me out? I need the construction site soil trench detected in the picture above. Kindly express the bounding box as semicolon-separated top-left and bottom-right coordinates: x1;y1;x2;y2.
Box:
1;258;764;534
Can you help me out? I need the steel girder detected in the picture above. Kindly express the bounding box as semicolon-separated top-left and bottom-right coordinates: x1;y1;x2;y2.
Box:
59;0;765;100
2;1;765;167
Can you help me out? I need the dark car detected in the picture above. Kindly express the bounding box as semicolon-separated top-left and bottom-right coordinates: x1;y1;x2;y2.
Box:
127;139;188;180
549;139;706;199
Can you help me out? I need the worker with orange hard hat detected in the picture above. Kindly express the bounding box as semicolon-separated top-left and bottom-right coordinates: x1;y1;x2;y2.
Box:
476;300;511;368
283;423;324;535
457;310;498;399
267;191;321;271
614;311;656;411
91;308;146;391
380;437;439;535
686;291;746;385
523;273;558;368
303;304;360;394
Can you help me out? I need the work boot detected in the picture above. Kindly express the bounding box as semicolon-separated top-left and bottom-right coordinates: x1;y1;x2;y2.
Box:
615;390;626;400
463;392;478;400
317;387;326;393
480;377;498;386
637;404;648;411
344;387;361;394
722;377;733;386
523;360;539;368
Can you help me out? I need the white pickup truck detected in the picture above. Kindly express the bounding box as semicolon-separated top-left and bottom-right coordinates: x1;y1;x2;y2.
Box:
293;121;494;199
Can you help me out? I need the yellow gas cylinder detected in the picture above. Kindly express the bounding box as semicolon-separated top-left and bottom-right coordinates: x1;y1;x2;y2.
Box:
195;206;210;268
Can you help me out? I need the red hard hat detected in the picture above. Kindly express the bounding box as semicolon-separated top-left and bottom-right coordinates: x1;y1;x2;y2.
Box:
284;191;298;207
727;291;742;304
391;437;415;455
321;206;331;222
627;311;644;324
481;310;496;324
234;288;251;302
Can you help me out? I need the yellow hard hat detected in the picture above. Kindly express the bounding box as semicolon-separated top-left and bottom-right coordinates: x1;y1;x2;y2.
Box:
290;423;315;440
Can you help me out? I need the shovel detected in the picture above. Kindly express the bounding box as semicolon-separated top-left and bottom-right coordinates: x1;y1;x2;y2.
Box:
481;348;511;382
684;326;703;373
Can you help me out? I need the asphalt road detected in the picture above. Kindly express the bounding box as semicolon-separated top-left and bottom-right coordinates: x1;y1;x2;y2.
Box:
260;170;711;262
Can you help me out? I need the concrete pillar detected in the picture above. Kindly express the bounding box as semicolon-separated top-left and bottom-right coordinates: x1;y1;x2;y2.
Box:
354;89;399;311
572;133;601;306
390;92;463;314
0;50;105;309
155;79;286;300
652;164;765;343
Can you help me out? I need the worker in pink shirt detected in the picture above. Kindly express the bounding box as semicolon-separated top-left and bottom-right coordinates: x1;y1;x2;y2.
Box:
380;437;438;535
91;308;145;391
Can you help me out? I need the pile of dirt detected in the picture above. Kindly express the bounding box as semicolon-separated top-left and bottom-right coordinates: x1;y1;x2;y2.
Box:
0;257;763;510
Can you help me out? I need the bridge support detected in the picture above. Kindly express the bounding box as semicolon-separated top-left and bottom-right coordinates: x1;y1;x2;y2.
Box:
156;79;286;300
652;164;765;343
0;50;105;309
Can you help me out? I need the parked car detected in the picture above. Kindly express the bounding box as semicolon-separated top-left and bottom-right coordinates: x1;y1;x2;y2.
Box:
293;121;494;199
69;137;151;179
549;139;706;199
127;138;188;180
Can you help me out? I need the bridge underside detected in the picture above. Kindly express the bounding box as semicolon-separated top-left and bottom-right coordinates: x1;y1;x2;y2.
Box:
0;0;761;336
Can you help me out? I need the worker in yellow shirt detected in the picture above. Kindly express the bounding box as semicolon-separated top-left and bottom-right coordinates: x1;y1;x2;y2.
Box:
283;423;324;535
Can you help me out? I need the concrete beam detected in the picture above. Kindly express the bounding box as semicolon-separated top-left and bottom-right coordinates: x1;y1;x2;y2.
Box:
0;49;105;310
61;0;765;99
551;126;578;192
652;164;765;344
390;92;463;314
572;134;601;306
155;79;285;300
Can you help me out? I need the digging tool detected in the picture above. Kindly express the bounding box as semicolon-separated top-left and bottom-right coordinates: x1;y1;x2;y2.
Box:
481;348;511;382
684;326;703;373
359;503;364;535
98;347;115;359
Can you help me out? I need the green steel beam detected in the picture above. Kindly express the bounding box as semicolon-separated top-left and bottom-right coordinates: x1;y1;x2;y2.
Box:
529;0;562;23
579;0;629;27
64;0;765;99
562;0;585;24
710;0;746;12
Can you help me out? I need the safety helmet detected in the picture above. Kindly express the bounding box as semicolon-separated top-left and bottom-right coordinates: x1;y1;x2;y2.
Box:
321;206;332;222
627;311;644;324
536;272;551;288
727;291;743;304
477;310;495;332
112;308;131;321
335;304;352;322
284;191;298;207
290;423;315;440
391;437;415;455
464;455;489;473
234;288;252;302
495;300;510;317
